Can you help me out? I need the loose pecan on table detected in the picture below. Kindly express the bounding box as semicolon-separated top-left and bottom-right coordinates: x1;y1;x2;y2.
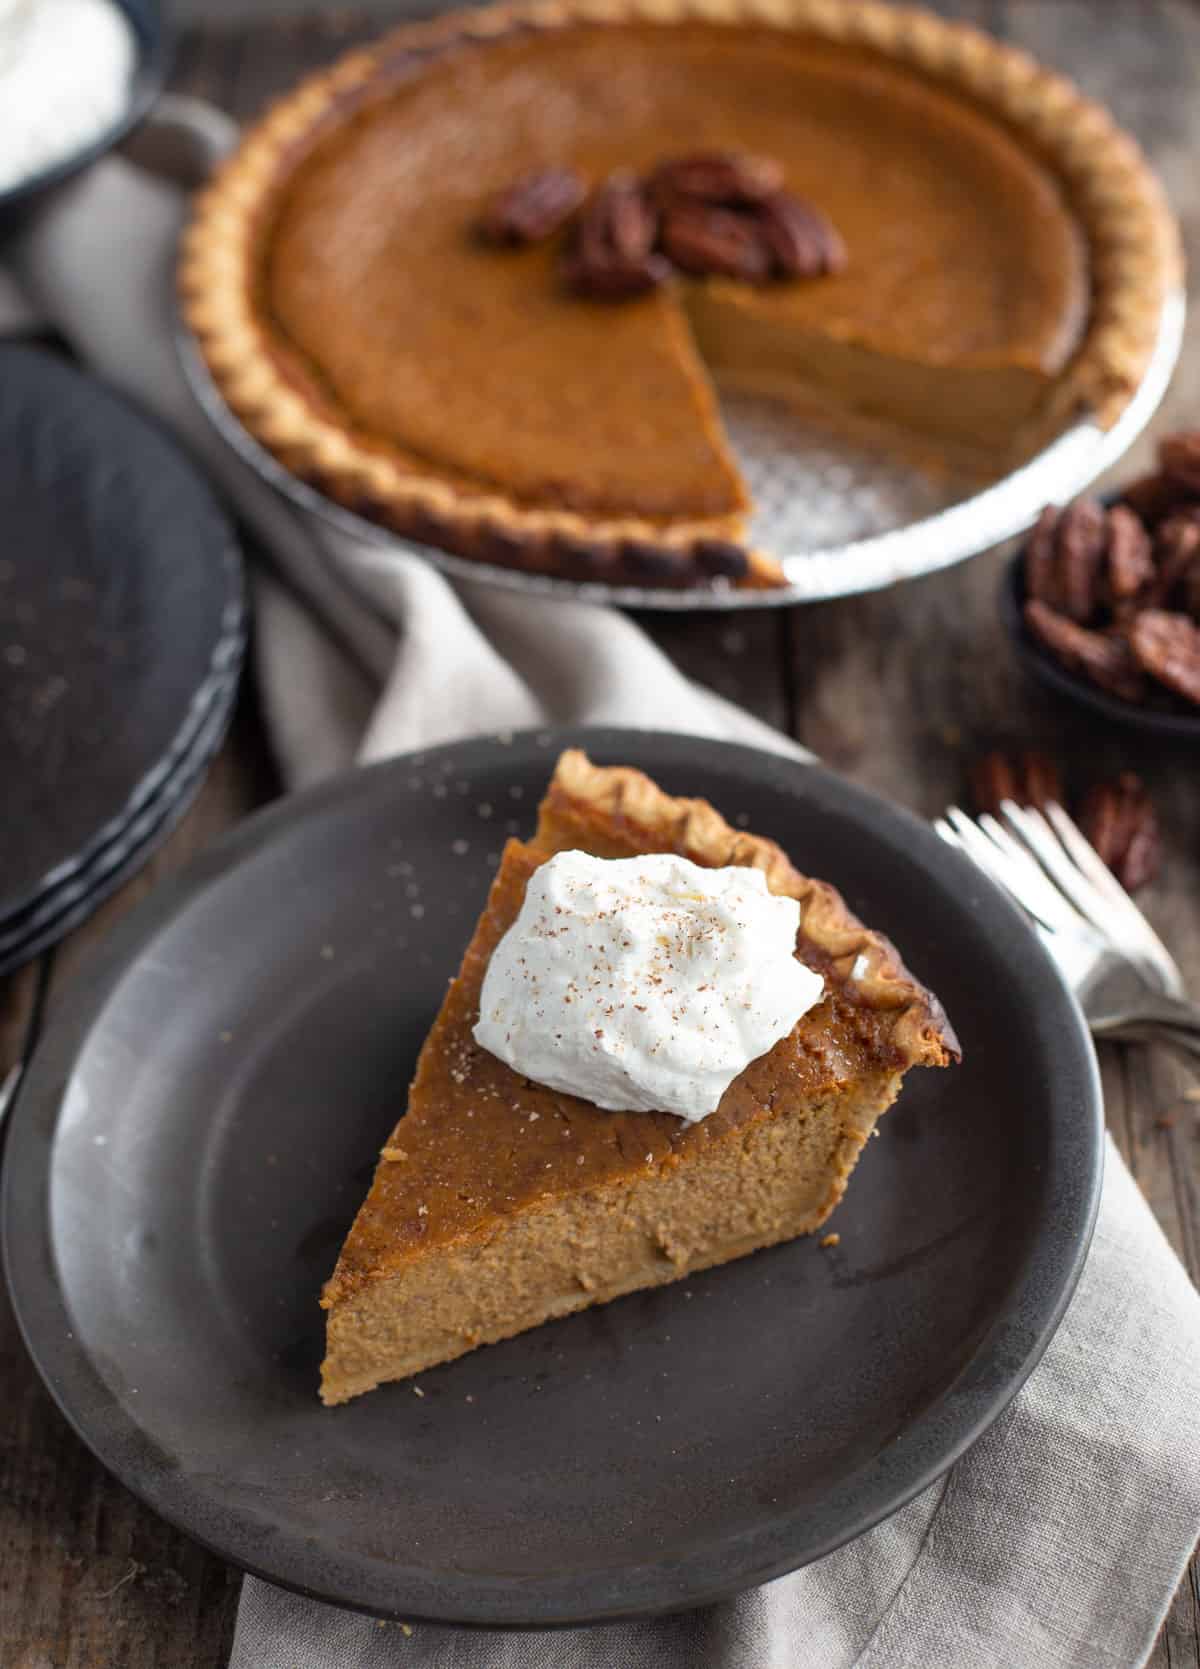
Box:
968;751;1164;894
478;167;587;244
1078;772;1163;892
970;749;1064;818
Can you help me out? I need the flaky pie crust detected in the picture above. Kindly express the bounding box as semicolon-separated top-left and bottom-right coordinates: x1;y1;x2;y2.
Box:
180;0;1181;591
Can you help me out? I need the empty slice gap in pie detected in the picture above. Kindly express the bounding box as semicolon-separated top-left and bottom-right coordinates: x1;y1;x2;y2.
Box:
319;750;959;1406
181;0;1179;593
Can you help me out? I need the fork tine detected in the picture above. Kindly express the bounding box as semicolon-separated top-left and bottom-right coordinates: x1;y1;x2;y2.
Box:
1043;798;1157;914
943;807;1077;933
1001;801;1114;937
1041;801;1184;997
972;811;1091;933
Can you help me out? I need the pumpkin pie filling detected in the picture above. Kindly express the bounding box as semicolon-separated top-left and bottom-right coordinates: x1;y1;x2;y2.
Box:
320;751;958;1404
262;26;1086;508
183;0;1179;589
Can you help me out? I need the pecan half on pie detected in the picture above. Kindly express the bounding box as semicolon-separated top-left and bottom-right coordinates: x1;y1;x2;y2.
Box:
181;0;1178;592
319;751;958;1405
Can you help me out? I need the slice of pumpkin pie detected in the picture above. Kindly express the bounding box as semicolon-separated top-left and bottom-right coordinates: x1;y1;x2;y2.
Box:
320;751;958;1405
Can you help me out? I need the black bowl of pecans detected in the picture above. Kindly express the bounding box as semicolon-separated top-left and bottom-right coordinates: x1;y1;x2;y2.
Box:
1004;429;1200;739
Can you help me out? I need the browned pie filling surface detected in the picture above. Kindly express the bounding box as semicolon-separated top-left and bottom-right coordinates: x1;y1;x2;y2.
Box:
325;809;908;1302
257;23;1088;523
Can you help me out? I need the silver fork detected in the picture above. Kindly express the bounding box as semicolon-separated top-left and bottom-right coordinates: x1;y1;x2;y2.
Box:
935;799;1200;1065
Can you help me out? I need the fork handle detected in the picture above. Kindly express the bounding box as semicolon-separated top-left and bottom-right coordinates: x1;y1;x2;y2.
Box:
1094;995;1200;1068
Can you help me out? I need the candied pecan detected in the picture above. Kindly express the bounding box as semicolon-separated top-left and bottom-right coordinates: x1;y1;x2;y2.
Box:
561;174;666;298
1021;752;1065;810
1119;472;1183;528
1056;499;1109;622
1105;504;1155;602
971;750;1064;817
971;751;1019;815
575;173;657;263
479;167;586;244
563;174;668;300
649;151;784;208
1149;511;1200;607
561;251;670;300
1024;505;1064;608
660;202;771;282
1022;500;1108;621
757;192;846;278
1079;773;1162;892
1185;560;1200;622
1024;599;1147;702
1158;429;1200;496
1128;609;1200;706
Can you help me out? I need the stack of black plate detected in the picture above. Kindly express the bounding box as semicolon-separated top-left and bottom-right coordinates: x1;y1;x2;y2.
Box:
0;344;245;977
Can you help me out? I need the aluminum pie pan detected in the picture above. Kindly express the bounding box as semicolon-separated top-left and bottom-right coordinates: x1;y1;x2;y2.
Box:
177;289;1184;612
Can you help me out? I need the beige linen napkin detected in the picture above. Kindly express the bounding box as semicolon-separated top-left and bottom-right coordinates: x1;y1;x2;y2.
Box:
6;104;1199;1669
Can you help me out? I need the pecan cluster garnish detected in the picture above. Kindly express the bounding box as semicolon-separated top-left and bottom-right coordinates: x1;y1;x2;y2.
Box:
476;151;845;302
969;754;1162;892
650;150;845;282
1022;432;1200;714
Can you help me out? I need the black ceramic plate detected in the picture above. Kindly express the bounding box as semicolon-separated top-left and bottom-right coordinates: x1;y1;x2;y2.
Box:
0;344;245;924
2;730;1104;1628
0;0;171;227
1002;545;1200;740
0;666;243;979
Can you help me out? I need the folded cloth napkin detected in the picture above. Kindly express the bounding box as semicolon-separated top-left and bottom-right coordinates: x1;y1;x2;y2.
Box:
6;100;1198;1669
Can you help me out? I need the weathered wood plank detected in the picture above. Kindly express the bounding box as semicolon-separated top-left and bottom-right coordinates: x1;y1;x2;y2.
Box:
638;609;792;734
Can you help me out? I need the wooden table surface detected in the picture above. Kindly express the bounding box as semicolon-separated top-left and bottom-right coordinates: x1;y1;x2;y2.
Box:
2;4;1198;1664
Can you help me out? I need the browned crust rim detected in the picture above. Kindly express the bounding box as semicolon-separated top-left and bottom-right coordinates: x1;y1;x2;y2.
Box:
542;749;960;1066
180;0;1181;593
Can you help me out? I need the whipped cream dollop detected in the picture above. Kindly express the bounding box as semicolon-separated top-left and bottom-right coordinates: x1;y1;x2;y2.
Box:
473;850;824;1122
0;0;135;194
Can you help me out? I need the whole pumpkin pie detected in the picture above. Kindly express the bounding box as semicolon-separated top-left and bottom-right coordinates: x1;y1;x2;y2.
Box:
320;750;958;1405
182;0;1179;592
